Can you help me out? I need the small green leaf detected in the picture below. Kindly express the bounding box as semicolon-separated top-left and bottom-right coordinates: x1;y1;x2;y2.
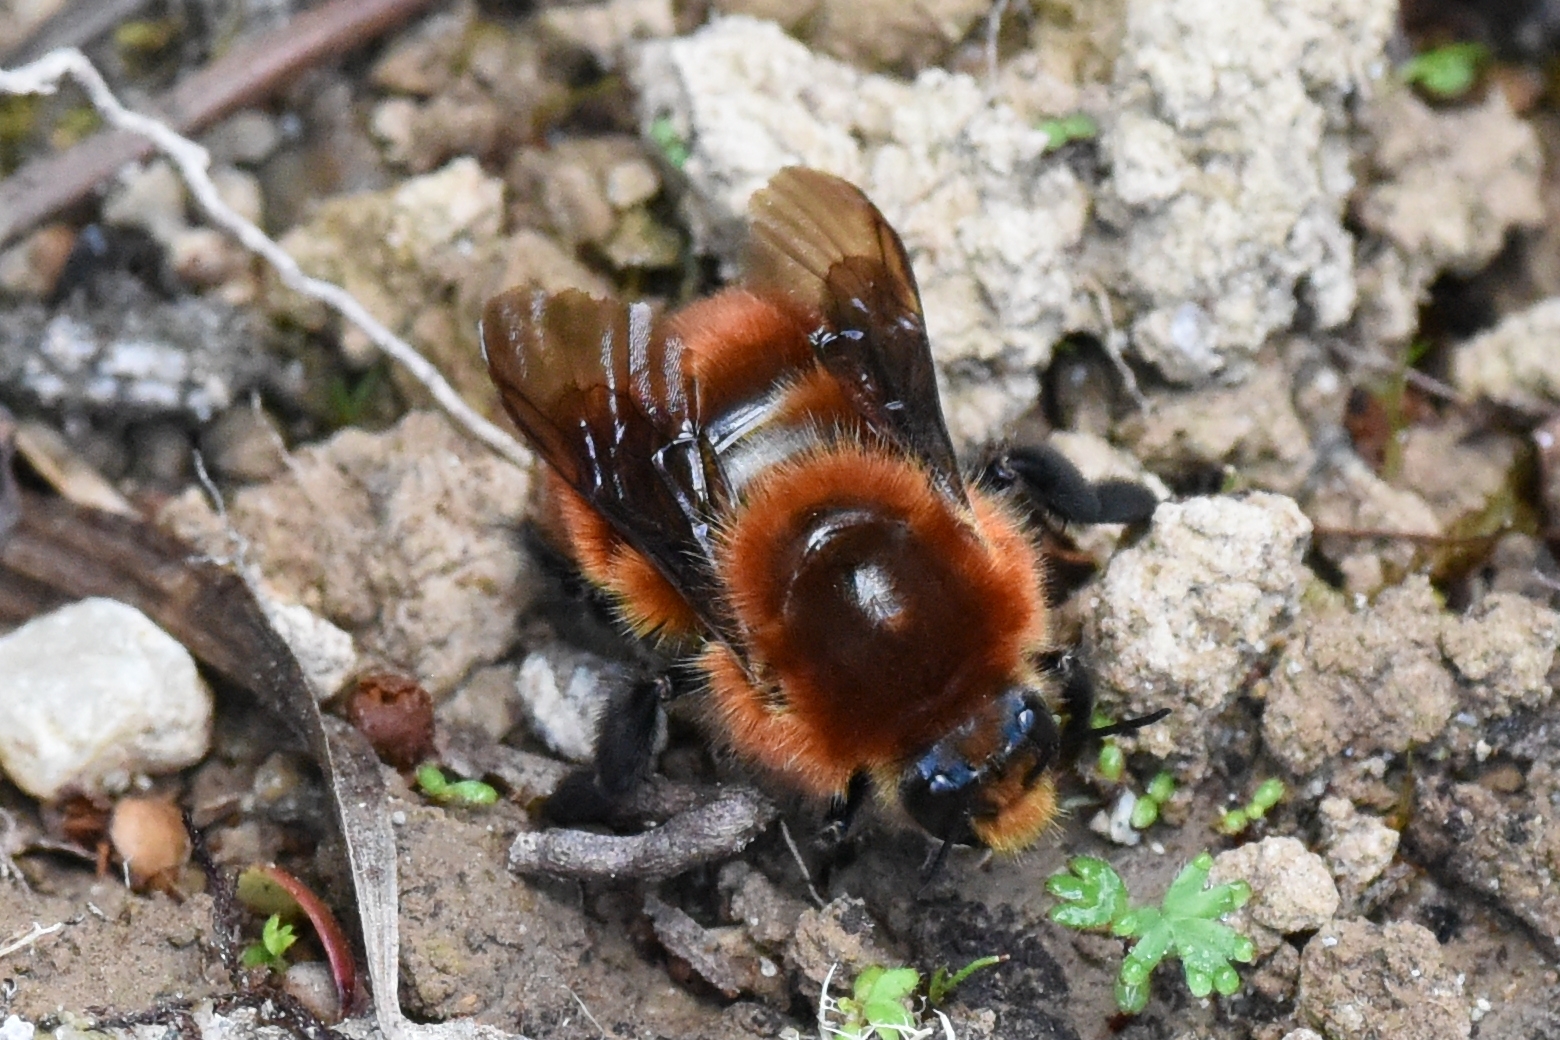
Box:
1115;974;1151;1014
240;913;295;971
239;944;272;969
1038;112;1098;150
1113;905;1161;939
648;115;690;169
416;764;449;796
1129;796;1160;830
1247;778;1285;816
858;966;920;1004
1218;807;1250;834
264;914;297;958
446;780;499;805
927;955;1004;1005
1122;920;1173;977
1047;857;1129;930
1212;963;1243;996
1145;771;1176;804
1098;743;1126;783
1399;42;1489;100
1163;852;1215;908
417;765;497;806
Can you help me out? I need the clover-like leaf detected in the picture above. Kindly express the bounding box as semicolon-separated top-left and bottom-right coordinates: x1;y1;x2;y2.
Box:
1049;849;1256;1014
855;966;920;1006
1046;856;1128;930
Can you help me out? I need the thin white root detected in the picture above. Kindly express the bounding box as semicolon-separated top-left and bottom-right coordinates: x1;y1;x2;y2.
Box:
0;48;531;471
0;921;64;960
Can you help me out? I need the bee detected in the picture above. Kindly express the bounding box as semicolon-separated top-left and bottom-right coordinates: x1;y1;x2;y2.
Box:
481;167;1162;855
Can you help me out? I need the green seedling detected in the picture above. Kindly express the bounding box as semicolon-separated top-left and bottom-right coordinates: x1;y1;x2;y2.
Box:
1097;742;1126;784
1038;113;1098;151
325;367;386;429
1399;42;1488;100
416;765;498;806
927;955;1005;1006
649;115;690;169
1047;852;1254;1014
1129;771;1177;831
1217;778;1286;835
1129;794;1159;830
833;966;920;1040
239;913;296;972
824;956;1004;1040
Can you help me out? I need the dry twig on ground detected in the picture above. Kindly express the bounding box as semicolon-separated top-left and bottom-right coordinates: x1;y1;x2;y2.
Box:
0;48;530;470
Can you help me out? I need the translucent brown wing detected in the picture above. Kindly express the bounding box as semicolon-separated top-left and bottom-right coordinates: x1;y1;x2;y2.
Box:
481;287;734;642
746;167;966;504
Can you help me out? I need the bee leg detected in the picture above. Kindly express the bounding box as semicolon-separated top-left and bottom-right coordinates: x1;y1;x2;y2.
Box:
815;772;871;851
540;673;668;826
981;444;1157;526
1048;651;1171;762
520;522;663;668
1050;652;1098;763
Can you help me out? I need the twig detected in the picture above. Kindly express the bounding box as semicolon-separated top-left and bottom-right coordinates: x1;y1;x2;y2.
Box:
0;49;531;471
1083;276;1148;409
0;0;153;66
0;920;64;959
778;819;826;908
1330;341;1468;406
0;0;438;248
984;0;1015;98
563;987;606;1039
507;787;777;881
1310;524;1502;545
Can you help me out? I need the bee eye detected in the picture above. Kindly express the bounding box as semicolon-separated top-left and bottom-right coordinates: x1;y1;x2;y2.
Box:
928;762;976;795
1003;706;1036;746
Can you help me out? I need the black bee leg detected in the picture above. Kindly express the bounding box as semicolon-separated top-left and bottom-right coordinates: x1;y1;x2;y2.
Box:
1051;652;1098;763
1048;652;1170;763
520;522;665;668
981;444;1157;526
540;673;668;827
816;773;871;851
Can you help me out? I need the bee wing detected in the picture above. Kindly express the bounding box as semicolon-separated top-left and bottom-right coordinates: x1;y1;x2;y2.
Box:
481;287;734;641
746;167;966;504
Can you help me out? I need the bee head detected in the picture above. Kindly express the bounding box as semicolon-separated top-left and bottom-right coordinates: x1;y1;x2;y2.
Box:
897;687;1062;852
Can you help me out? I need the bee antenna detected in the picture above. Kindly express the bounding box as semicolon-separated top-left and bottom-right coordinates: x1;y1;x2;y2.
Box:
1090;708;1171;739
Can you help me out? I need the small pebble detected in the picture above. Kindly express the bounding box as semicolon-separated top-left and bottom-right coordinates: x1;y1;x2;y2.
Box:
345;672;436;770
109;795;191;886
283;960;343;1023
0;598;213;800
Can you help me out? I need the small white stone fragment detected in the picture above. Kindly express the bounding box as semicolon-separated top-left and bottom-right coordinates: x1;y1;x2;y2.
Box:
0;598;213;800
1;1016;36;1040
515;645;626;763
258;596;359;701
1093;790;1142;847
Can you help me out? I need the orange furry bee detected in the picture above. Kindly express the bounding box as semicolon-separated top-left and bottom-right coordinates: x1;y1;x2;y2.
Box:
481;168;1160;855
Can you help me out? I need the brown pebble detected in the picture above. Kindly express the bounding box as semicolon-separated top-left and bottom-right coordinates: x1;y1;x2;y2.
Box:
109;796;191;886
1479;762;1525;794
344;671;436;770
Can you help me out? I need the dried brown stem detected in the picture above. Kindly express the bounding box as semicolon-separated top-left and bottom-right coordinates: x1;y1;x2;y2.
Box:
0;0;437;248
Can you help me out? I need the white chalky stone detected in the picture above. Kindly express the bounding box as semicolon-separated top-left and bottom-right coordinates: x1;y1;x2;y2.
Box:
0;597;213;800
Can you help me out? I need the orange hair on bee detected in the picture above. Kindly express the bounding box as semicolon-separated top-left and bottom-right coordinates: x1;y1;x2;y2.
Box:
707;444;1050;798
970;771;1060;854
550;473;702;641
661;289;817;401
